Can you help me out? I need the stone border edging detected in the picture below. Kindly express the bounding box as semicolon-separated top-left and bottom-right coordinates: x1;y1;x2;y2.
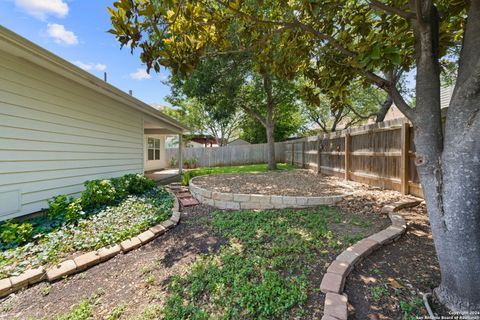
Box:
320;198;421;320
0;189;181;299
189;175;354;210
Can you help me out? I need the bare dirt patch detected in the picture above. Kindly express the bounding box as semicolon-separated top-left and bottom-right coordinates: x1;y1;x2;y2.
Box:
192;170;356;196
345;203;440;319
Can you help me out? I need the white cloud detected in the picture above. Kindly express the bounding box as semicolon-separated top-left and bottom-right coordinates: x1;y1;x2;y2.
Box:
46;24;78;45
130;68;151;80
73;61;107;72
15;0;68;20
94;64;107;72
158;73;169;81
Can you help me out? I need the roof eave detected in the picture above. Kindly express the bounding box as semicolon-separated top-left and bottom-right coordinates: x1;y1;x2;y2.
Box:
0;26;189;133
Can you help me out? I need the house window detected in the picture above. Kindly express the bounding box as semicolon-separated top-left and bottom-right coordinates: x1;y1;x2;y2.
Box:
147;138;160;160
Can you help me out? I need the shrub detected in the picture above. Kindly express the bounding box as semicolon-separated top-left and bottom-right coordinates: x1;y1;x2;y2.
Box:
190;157;199;169
169;157;178;168
47;195;84;224
65;199;83;222
81;179;117;209
110;177;129;200
46;174;155;222
47;195;70;220
183;158;191;169
0;220;33;246
122;174;155;195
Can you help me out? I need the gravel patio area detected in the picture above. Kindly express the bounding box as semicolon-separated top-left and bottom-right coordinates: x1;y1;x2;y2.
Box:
192;169;357;196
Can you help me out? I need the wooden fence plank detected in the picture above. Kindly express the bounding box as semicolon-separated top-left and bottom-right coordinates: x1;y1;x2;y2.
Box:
401;122;410;195
344;133;351;180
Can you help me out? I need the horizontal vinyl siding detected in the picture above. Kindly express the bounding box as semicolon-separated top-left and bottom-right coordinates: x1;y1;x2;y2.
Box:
0;50;144;220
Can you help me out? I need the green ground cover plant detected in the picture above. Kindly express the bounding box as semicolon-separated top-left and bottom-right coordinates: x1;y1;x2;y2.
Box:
181;163;294;185
0;174;172;278
159;207;372;319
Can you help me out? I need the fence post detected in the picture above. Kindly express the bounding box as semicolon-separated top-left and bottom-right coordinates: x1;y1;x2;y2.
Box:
291;143;295;166
344;133;351;180
301;141;306;168
401;123;410;195
317;138;321;175
178;134;183;174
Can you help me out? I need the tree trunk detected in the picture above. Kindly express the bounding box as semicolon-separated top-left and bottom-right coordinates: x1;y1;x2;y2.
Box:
408;1;480;311
265;119;276;170
262;70;277;170
375;95;393;122
433;96;480;311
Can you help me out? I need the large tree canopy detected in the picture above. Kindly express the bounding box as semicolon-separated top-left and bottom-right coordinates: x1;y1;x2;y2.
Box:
300;79;388;133
164;56;245;145
238;75;304;143
109;0;480;311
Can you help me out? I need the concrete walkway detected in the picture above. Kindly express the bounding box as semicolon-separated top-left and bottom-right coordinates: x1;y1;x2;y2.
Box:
145;169;181;185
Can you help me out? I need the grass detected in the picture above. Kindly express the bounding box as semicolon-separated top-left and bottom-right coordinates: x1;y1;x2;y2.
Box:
181;163;294;185
157;207;372;319
48;206;375;320
0;188;173;278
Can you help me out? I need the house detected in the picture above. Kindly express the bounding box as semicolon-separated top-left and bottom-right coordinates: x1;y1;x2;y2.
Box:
0;27;188;220
187;135;219;148
227;138;251;146
381;85;454;121
166;134;222;148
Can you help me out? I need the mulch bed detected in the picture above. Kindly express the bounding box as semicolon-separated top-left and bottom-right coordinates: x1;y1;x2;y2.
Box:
345;203;440;319
192;170;357;196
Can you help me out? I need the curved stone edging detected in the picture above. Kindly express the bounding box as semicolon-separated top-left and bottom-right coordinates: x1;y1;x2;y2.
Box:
189;175;353;210
319;198;421;320
0;190;181;299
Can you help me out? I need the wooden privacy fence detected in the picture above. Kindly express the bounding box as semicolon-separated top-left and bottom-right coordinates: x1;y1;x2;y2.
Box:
166;142;286;168
285;118;423;198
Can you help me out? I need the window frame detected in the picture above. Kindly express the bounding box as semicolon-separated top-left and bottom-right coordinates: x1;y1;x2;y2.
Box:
147;137;161;161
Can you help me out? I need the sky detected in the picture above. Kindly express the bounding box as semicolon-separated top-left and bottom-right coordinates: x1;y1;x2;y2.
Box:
0;0;172;106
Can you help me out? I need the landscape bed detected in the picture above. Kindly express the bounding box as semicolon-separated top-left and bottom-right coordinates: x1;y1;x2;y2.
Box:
181;163;294;185
0;174;173;279
0;180;432;319
191;169;353;196
346;203;441;319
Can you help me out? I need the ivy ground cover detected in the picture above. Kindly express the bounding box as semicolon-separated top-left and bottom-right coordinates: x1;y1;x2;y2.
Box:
0;186;173;278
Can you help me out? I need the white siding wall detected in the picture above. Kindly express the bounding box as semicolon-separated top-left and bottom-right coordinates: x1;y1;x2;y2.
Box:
0;50;144;220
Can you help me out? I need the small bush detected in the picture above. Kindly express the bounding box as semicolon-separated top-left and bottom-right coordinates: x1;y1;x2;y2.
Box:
122;174;155;195
47;195;70;220
110;177;129;200
183;158;191;169
65;199;83;222
190;157;198;168
0;220;33;246
81;179;117;209
47;195;83;224
169;157;178;168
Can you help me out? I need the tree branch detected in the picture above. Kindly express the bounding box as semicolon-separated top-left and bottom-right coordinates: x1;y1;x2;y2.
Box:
242;105;266;127
361;71;415;119
368;1;416;20
216;0;416;119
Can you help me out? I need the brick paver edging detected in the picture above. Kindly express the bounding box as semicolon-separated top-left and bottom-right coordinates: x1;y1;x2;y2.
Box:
320;198;421;320
189;176;354;210
0;190;181;298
